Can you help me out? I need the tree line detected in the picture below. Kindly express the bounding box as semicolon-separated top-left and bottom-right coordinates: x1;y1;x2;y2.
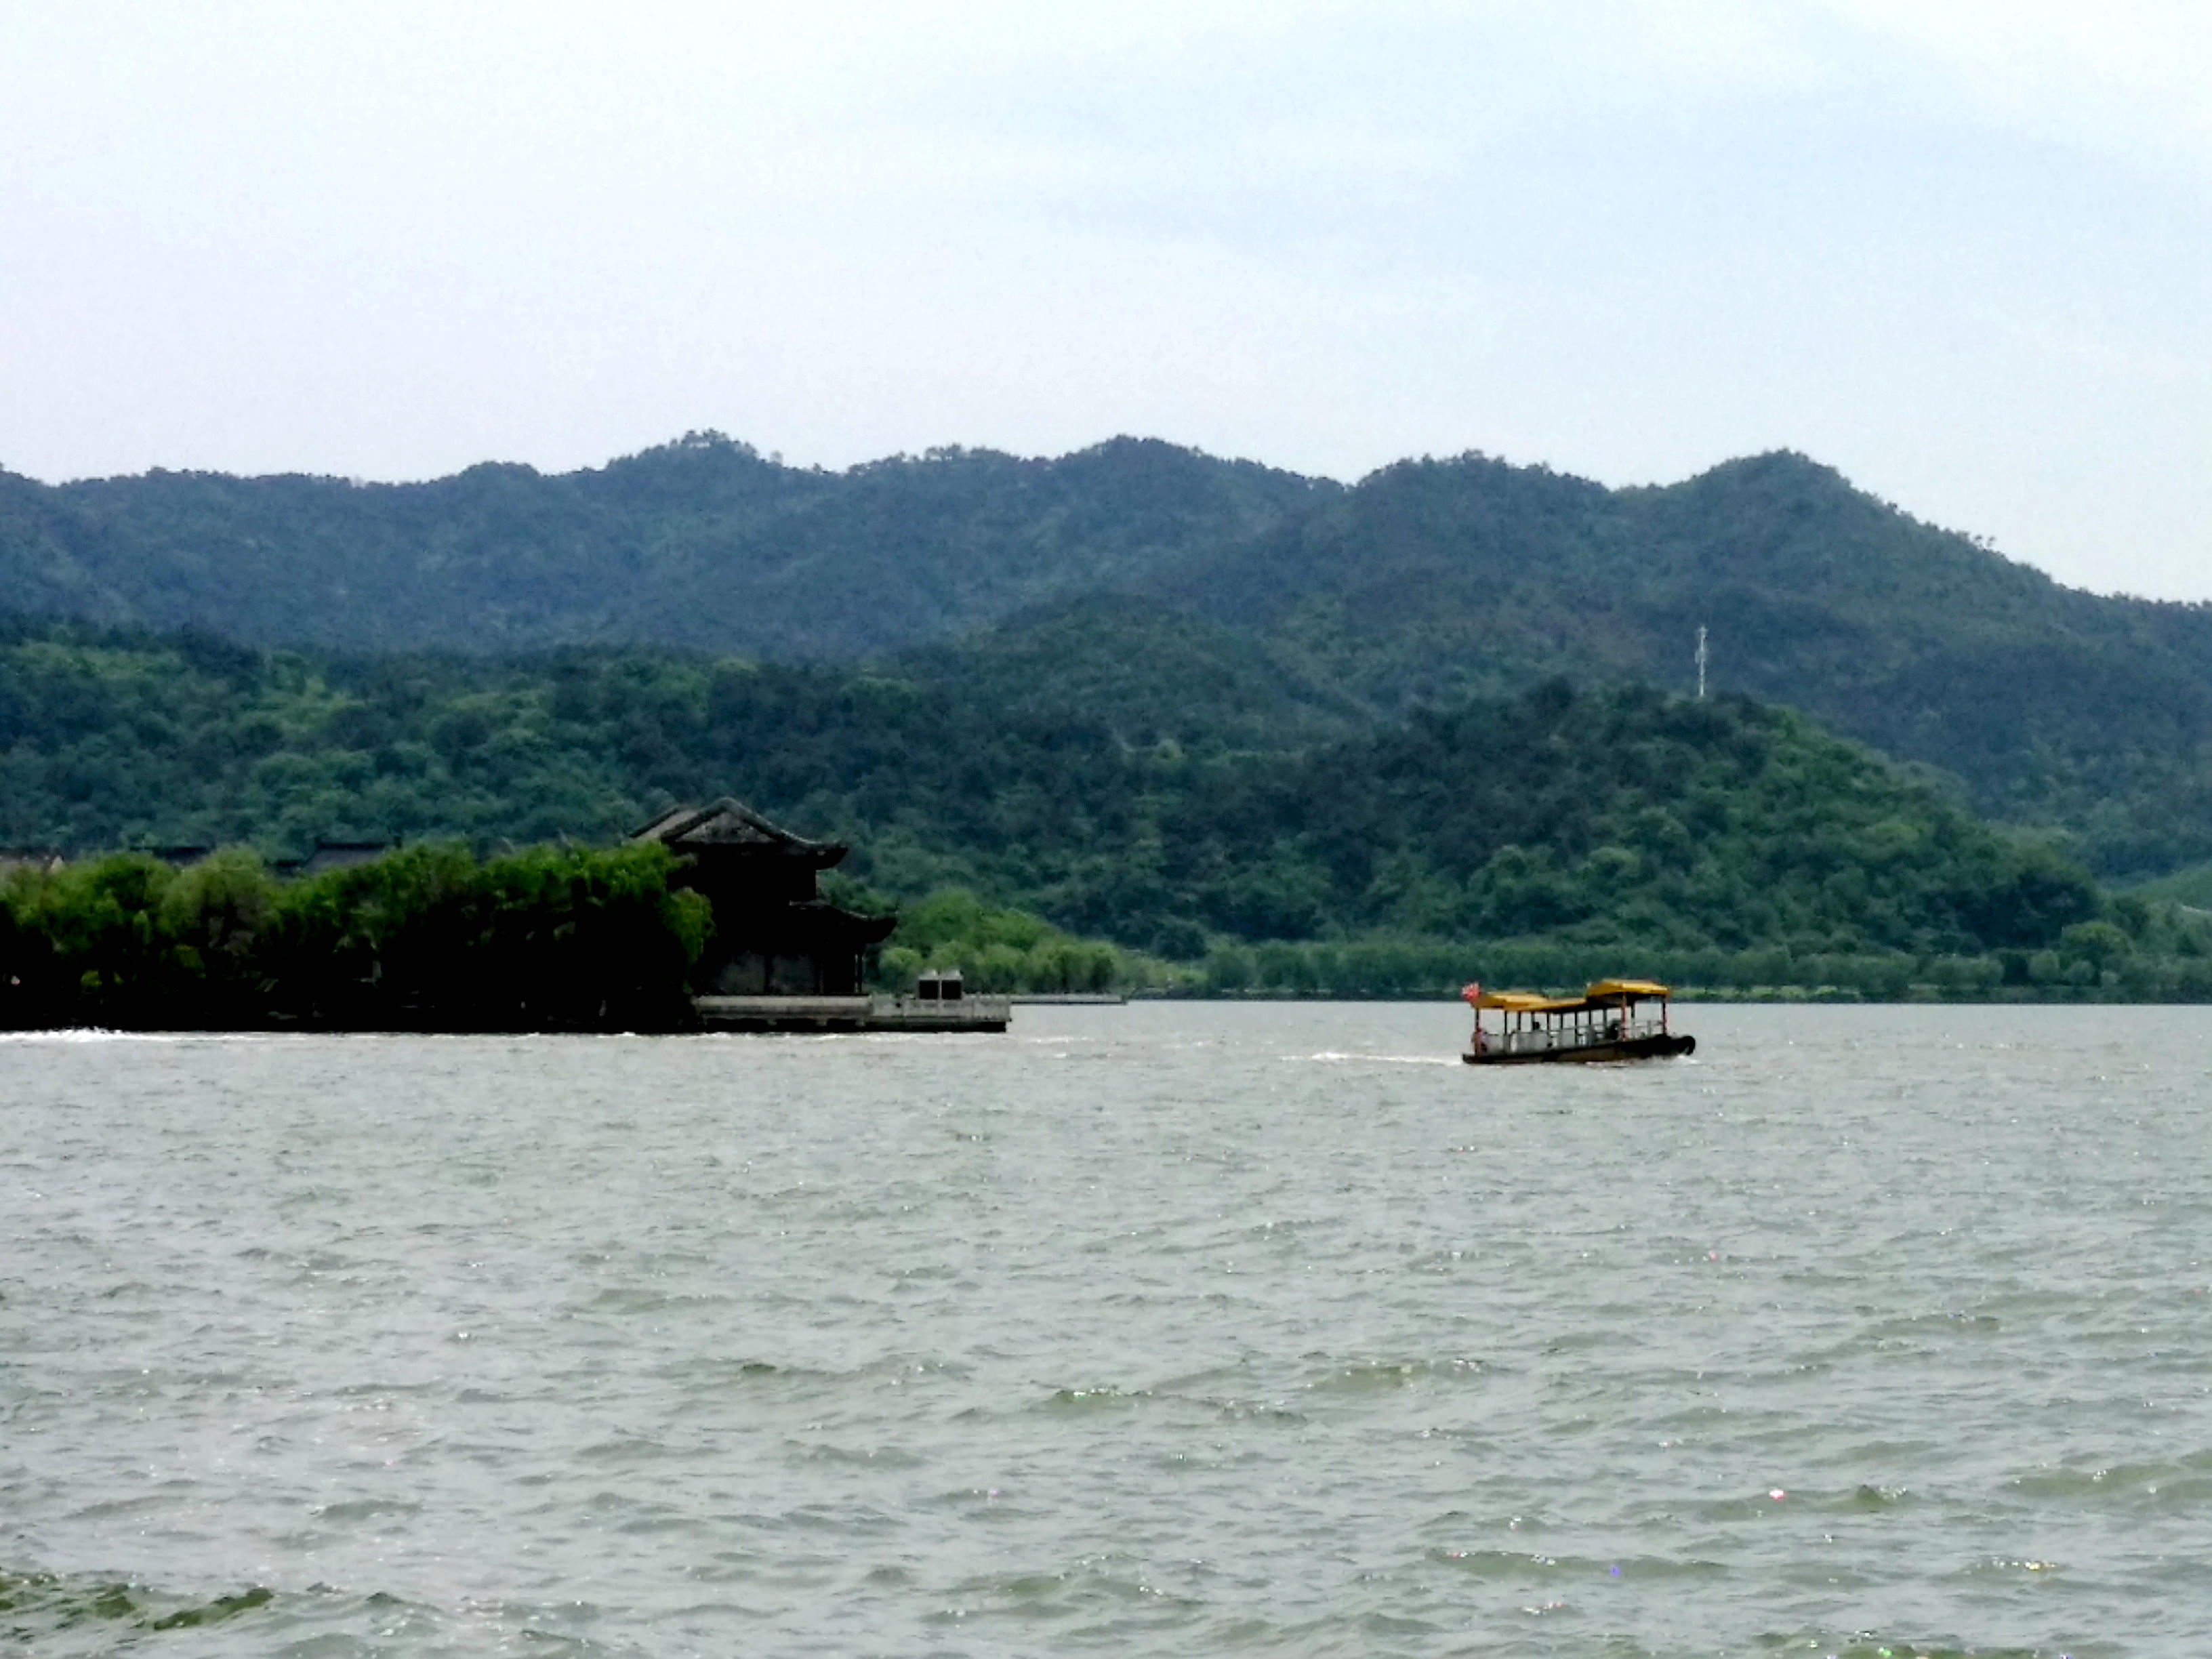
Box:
1;844;708;1031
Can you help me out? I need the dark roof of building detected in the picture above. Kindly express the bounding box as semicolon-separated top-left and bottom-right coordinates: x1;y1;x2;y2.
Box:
146;844;216;867
785;899;898;945
300;840;393;875
630;798;847;864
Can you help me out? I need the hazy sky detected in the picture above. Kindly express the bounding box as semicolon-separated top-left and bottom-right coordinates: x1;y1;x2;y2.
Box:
2;1;2205;596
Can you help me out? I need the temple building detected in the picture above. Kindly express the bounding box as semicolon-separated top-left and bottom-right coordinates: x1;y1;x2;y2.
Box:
630;798;895;996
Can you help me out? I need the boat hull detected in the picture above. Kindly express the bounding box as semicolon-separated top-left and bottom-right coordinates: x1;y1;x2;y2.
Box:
1462;1032;1696;1065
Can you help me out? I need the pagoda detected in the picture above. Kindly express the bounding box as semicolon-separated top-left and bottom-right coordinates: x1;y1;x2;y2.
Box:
630;798;896;996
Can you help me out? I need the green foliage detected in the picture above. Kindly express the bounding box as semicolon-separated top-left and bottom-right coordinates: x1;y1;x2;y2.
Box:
0;438;1325;659
1031;682;2104;962
0;616;2118;962
2124;860;2212;909
874;888;1136;995
1183;926;2212;1002
22;600;2212;996
0;842;708;1030
12;440;2212;876
1154;451;2212;878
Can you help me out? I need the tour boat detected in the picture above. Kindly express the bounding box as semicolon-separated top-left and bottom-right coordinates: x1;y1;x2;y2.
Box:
1460;978;1695;1065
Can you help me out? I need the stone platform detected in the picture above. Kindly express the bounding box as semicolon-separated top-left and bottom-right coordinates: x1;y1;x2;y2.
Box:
693;994;1012;1033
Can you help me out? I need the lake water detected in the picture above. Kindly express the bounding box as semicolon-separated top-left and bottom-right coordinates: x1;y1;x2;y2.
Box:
3;1004;2209;1658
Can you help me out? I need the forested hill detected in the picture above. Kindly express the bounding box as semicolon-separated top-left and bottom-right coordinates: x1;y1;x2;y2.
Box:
9;436;2212;874
0;618;2110;968
1147;451;2212;875
1141;451;2212;872
0;434;1331;657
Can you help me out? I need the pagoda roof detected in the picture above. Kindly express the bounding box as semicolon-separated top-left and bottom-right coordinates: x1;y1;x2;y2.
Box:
784;898;899;945
630;798;848;864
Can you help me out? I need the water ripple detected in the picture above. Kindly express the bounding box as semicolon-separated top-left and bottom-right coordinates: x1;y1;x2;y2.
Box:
4;1004;2208;1655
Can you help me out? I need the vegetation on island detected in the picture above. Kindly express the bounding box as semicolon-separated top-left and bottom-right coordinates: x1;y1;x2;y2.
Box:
0;842;708;1031
862;887;1134;996
0;843;1166;1029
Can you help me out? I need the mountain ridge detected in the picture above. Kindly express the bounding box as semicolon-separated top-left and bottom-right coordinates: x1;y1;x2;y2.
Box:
5;434;2211;875
0;434;1336;657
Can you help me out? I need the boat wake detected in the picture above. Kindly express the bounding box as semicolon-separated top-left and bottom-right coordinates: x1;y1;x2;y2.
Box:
0;1028;266;1044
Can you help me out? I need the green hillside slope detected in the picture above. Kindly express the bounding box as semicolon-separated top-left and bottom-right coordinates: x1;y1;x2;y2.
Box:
9;438;2212;875
1155;451;2212;875
0;435;1331;657
0;617;2114;971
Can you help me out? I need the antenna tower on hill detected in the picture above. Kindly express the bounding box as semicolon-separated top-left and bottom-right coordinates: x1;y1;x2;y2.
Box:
1696;626;1708;700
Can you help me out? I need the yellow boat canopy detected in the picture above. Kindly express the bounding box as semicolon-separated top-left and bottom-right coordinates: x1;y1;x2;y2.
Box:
1469;989;1584;1013
1584;979;1670;1001
1463;979;1671;1013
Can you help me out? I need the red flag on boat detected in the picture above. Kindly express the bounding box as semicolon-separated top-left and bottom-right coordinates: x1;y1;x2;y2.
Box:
1460;981;1482;1006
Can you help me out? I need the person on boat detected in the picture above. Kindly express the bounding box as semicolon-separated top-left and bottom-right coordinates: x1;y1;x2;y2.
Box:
1461;981;1488;1054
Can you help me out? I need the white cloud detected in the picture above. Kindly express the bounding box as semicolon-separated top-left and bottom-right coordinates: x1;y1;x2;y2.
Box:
1814;0;2211;170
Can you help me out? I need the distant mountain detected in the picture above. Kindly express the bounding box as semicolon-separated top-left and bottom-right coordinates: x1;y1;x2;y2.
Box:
1141;451;2212;876
7;436;2212;875
0;434;1333;657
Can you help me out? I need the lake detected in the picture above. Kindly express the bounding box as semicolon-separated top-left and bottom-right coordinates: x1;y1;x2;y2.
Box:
3;1004;2208;1656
